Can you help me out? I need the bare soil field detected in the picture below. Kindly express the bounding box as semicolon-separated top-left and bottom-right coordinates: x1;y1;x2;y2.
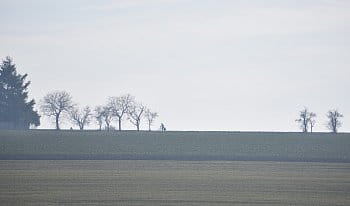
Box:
1;160;350;206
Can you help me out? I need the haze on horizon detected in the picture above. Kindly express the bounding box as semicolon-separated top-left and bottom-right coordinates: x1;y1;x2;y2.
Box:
1;0;349;132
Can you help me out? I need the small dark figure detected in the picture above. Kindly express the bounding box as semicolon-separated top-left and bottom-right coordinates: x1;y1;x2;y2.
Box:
160;123;166;131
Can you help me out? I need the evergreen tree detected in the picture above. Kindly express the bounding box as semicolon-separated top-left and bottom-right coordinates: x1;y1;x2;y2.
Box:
0;56;40;128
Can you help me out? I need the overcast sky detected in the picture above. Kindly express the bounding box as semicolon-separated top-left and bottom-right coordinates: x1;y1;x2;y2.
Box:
1;0;349;131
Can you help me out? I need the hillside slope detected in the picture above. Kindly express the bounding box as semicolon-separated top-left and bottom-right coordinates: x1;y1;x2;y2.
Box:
0;130;349;162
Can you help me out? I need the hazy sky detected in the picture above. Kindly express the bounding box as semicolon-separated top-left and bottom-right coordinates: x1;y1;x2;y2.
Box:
1;0;349;131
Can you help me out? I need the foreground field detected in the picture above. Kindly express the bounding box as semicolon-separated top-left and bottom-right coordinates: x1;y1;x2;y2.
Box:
1;130;350;162
1;160;350;205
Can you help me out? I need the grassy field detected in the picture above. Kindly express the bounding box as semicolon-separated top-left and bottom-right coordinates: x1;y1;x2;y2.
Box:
0;130;350;162
1;160;350;205
1;130;350;205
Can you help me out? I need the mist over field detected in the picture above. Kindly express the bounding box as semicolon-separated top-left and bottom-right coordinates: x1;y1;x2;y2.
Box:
1;0;349;131
1;0;350;205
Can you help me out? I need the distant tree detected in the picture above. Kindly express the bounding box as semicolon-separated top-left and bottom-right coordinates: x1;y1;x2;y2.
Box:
0;56;40;128
94;106;104;130
101;106;113;131
326;109;344;133
296;108;309;133
70;106;92;130
127;102;146;131
308;112;316;133
160;123;166;131
145;109;158;131
295;107;316;133
107;94;134;131
40;91;74;130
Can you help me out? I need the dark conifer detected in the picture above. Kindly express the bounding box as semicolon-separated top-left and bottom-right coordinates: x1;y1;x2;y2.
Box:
0;56;40;128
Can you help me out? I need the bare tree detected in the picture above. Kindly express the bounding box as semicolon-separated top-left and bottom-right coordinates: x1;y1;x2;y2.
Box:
70;106;92;130
40;91;74;130
94;106;104;130
295;107;316;133
327;109;344;133
145;109;158;131
296;108;310;133
108;94;134;131
128;102;146;131
101;106;113;131
308;112;316;133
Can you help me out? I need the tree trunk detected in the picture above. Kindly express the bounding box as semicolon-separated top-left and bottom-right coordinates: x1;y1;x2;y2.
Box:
55;115;60;130
118;118;122;131
148;123;151;131
137;123;139;131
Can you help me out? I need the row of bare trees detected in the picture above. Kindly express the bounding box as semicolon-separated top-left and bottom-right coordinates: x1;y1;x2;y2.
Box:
40;91;159;131
296;107;344;133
